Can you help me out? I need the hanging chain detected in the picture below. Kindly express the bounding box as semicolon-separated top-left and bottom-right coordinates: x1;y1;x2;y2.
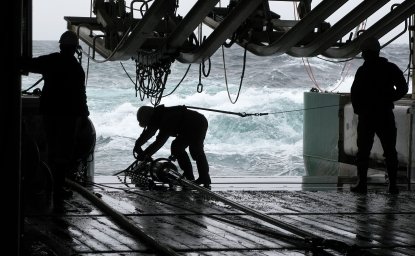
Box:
135;59;172;106
130;0;178;105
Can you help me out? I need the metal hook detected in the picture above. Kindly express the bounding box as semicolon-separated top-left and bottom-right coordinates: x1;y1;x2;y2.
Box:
197;83;203;93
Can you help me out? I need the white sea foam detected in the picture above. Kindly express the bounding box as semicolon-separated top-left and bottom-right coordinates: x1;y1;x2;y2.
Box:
26;41;411;176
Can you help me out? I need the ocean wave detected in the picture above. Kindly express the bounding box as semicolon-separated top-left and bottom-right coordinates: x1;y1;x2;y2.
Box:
29;41;411;176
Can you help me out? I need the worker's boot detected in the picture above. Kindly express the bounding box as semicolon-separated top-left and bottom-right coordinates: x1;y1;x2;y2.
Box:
195;176;211;189
387;170;399;195
173;155;195;180
182;169;195;181
195;157;211;189
351;168;367;193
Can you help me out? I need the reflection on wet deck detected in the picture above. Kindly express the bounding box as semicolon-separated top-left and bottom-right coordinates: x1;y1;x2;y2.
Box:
23;176;415;255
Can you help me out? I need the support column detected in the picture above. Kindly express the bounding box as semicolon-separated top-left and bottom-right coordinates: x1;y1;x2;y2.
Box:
408;14;415;191
2;1;25;255
412;14;415;99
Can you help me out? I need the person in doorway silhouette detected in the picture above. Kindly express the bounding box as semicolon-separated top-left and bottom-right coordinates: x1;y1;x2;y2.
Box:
134;105;211;188
21;31;90;201
350;37;408;194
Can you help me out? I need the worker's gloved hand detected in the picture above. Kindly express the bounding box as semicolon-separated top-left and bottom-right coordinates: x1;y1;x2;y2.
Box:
133;142;144;159
133;143;152;161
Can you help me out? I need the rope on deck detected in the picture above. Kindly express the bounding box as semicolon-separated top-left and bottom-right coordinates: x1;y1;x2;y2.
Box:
66;179;179;256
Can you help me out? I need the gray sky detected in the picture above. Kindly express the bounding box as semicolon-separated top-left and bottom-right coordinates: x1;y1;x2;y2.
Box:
33;0;410;45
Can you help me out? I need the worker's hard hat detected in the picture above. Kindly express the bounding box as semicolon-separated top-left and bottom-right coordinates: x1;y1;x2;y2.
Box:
360;37;380;52
137;106;154;127
59;31;79;46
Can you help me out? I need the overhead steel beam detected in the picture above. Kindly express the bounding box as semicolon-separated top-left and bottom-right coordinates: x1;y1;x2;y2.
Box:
177;0;263;63
65;17;114;60
166;0;219;51
67;0;175;61
243;0;348;56
109;0;173;60
288;0;390;57
323;0;415;58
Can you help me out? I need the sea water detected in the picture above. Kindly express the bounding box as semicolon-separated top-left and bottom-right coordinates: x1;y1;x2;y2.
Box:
22;41;412;176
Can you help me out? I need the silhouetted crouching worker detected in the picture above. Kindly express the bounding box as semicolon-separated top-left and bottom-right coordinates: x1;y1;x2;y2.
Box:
350;37;408;194
134;105;211;188
21;31;90;200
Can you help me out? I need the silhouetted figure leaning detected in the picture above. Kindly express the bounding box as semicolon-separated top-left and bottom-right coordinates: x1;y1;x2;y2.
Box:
134;105;211;188
350;37;408;194
21;31;90;201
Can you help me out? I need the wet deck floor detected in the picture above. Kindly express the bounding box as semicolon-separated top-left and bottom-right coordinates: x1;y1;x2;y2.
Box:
23;176;415;255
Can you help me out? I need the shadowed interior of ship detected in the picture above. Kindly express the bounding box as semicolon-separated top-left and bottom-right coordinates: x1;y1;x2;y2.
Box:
6;0;415;255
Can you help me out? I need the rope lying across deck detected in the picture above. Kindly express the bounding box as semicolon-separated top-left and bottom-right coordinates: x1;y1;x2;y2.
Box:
66;179;179;256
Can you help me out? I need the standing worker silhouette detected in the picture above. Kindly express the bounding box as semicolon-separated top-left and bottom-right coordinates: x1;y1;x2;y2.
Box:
134;105;211;188
21;31;90;200
350;37;408;194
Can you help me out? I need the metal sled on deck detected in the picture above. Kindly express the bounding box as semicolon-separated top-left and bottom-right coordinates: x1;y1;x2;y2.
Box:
114;158;185;190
